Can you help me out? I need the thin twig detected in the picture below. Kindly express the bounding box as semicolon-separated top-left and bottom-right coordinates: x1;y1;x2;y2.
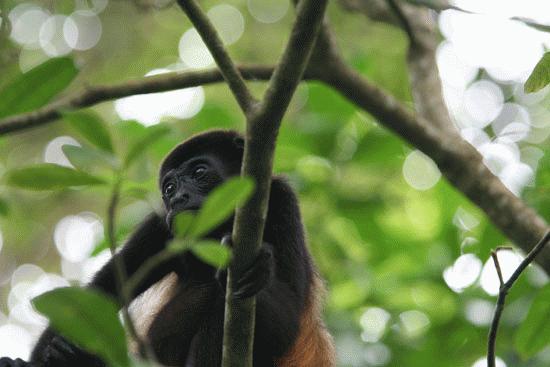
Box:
105;178;145;355
0;65;280;136
490;251;504;287
176;0;256;114
487;230;550;367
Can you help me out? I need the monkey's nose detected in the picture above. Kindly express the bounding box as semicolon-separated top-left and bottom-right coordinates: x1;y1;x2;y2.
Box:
170;193;190;210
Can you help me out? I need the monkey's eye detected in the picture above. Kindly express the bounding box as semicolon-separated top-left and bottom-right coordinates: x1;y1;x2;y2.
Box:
192;165;207;178
163;182;176;197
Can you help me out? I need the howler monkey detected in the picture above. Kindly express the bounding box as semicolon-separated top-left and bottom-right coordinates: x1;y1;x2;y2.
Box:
0;130;334;367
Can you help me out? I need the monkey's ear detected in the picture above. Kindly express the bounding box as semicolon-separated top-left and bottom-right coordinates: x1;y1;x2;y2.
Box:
233;136;244;149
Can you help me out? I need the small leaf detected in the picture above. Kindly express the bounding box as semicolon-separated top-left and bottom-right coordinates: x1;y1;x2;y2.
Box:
525;52;550;93
191;240;232;268
515;284;550;358
0;57;78;118
64;111;114;153
62;145;119;172
123;125;170;169
5;164;106;190
190;177;255;238
174;212;195;238
33;287;130;367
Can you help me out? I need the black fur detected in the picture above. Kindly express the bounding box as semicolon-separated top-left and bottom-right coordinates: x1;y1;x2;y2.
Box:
0;130;314;367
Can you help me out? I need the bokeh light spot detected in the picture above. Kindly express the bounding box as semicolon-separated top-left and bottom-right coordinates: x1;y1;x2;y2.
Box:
40;15;71;57
179;28;214;69
247;0;289;23
363;343;391;366
54;213;103;263
465;299;495;327
443;254;482;293
471;356;506;367
114;69;205;126
9;5;50;49
398;310;430;338
360;307;391;343
207;5;244;46
402;150;441;191
44;136;80;167
463;80;504;128
64;10;102;50
480;250;523;296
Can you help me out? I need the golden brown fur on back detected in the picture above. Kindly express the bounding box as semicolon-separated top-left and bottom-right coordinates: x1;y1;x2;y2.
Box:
276;274;335;367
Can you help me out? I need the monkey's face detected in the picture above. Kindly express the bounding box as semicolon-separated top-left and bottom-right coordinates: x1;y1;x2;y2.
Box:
161;154;226;230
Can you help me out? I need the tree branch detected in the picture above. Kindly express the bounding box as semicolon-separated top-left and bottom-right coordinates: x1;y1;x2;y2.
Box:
0;66;277;136
310;22;550;272
487;231;550;367
176;0;256;113
221;0;329;366
1;0;548;279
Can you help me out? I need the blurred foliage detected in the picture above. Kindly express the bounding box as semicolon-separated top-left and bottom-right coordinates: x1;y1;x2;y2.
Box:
0;1;549;367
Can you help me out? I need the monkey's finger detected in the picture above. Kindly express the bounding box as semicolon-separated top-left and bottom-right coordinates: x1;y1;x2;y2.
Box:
234;251;273;299
236;246;273;287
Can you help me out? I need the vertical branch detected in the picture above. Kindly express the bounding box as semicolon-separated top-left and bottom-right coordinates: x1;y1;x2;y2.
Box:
222;0;329;365
487;231;550;367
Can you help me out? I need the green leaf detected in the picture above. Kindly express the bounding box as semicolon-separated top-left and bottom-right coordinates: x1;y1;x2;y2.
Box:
168;239;192;254
0;57;78;118
62;145;119;172
515;284;550;358
0;197;9;216
191;240;232;268
190;177;255;238
173;212;195;238
525;52;550;93
5;164;106;190
64;111;114;153
123;125;170;169
33;287;130;367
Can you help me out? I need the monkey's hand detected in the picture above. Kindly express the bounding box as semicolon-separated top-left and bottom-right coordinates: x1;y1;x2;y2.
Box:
0;357;36;367
220;234;274;299
39;336;103;367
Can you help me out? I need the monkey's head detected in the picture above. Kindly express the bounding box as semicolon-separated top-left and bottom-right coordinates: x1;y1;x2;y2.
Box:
159;130;244;230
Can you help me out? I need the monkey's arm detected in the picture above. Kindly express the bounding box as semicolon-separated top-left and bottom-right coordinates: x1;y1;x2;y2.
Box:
90;213;173;300
29;213;173;367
